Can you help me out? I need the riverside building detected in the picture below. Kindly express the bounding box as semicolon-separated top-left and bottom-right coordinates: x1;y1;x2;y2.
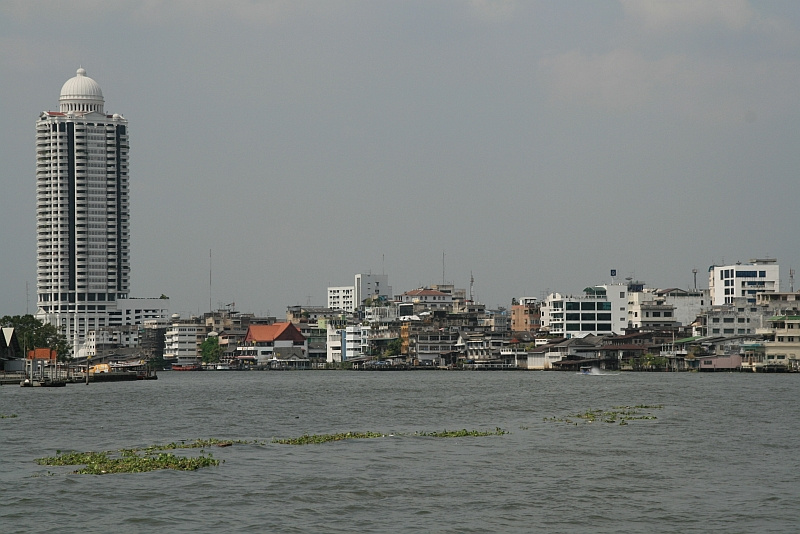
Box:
35;68;167;356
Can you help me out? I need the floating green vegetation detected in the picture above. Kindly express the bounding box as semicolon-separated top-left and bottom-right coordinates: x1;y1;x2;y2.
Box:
32;438;259;475
119;438;261;455
544;405;663;426
415;428;508;438
273;428;508;445
0;414;18;419
273;431;387;445
36;450;219;475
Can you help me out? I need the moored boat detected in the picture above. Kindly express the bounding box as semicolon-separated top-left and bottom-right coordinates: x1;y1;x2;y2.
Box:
171;363;202;371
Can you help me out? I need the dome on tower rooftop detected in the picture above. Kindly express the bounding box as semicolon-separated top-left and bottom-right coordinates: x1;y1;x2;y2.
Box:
59;67;105;113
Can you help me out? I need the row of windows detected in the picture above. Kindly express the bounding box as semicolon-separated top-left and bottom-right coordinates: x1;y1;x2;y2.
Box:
564;313;613;321
564;302;612;311
565;323;613;331
720;269;767;279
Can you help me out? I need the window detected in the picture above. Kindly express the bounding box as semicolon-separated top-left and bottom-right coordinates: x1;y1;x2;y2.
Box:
581;302;596;311
653;312;661;317
664;312;672;317
566;302;580;311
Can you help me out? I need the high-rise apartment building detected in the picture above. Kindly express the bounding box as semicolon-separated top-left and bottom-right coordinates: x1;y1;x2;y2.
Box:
35;68;144;355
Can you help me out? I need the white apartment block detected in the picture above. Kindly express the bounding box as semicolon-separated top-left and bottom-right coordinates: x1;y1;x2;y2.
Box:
709;259;780;305
540;284;628;336
327;286;355;312
328;273;393;313
164;321;209;365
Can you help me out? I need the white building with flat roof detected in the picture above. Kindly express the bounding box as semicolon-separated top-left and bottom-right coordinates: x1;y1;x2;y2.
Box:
540;284;628;336
327;286;355;312
709;259;780;306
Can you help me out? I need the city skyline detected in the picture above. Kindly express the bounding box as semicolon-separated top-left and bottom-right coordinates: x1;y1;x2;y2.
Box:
2;2;800;318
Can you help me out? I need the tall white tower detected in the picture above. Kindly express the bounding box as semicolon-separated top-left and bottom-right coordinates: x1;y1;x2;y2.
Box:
35;68;130;355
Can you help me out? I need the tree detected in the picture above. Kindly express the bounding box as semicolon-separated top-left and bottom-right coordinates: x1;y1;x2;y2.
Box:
383;338;402;358
200;335;223;364
0;314;71;361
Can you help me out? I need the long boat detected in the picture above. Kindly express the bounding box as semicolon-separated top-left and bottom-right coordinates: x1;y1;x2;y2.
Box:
171;363;202;371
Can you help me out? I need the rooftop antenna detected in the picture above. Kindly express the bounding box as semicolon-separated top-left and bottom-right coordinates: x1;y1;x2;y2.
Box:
790;268;795;292
442;251;445;285
209;249;212;314
469;271;474;302
692;268;698;290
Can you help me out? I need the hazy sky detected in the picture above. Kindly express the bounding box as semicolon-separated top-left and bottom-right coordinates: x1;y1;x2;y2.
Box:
2;1;800;317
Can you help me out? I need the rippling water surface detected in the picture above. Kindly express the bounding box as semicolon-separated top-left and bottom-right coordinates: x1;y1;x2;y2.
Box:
1;371;798;533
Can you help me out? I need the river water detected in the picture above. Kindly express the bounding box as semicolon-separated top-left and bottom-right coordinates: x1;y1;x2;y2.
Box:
1;371;798;533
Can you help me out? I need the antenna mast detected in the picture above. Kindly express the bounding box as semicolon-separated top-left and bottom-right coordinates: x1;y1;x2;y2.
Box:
469;271;474;302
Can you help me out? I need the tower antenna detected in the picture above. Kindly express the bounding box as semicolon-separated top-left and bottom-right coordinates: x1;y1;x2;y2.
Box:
470;271;474;303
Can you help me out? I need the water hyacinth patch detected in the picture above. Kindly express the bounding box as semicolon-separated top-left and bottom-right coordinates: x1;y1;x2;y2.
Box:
32;438;258;475
543;405;663;425
272;428;508;445
415;428;507;438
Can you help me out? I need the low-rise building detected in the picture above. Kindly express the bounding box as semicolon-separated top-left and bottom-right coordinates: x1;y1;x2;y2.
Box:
763;315;800;372
398;288;454;311
240;322;308;368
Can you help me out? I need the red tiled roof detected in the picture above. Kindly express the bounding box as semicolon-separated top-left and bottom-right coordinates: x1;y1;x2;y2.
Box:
244;322;305;343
